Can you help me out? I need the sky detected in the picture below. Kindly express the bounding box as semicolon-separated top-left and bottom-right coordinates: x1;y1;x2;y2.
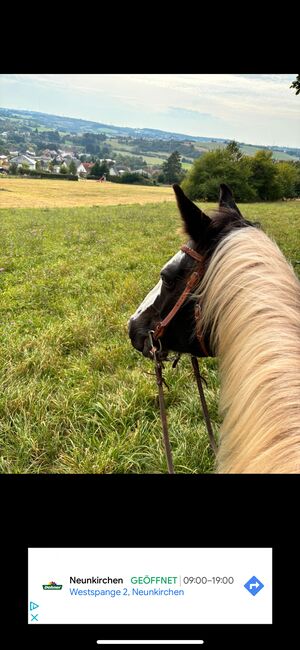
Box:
0;74;299;148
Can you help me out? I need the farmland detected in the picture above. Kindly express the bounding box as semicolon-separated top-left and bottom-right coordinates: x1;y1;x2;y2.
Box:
0;177;174;209
0;184;299;473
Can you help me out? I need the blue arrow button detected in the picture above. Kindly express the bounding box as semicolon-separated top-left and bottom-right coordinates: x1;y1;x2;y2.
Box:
244;576;264;596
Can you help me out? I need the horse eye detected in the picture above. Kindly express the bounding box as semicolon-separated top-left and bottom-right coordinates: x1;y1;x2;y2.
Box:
161;273;175;290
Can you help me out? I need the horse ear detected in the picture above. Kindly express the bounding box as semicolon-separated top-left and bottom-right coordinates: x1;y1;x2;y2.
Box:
219;183;242;216
173;184;211;241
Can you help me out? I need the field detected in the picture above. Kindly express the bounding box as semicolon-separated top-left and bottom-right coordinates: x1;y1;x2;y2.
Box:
0;181;299;473
193;141;299;161
0;177;173;209
106;137;299;162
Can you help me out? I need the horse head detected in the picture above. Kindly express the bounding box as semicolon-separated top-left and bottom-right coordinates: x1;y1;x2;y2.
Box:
128;183;253;359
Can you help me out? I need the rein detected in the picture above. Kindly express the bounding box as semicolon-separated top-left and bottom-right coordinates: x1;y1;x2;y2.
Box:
149;244;218;473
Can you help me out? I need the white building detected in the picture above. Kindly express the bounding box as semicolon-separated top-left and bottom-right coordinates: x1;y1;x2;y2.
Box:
10;155;36;170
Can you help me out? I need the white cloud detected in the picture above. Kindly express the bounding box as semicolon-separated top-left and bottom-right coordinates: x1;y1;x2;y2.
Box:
0;74;299;147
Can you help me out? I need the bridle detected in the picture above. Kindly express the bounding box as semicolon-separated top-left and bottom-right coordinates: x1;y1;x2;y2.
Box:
148;244;218;474
153;245;209;357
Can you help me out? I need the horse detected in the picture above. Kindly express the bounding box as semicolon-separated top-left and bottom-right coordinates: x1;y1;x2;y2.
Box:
128;183;300;473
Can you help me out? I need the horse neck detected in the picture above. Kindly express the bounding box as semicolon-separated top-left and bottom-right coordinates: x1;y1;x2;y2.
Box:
199;227;300;473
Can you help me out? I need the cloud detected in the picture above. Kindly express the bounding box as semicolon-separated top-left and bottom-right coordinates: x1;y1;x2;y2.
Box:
1;74;299;147
168;107;215;119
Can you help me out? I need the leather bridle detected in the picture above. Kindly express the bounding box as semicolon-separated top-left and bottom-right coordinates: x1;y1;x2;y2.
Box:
146;244;217;474
153;244;209;357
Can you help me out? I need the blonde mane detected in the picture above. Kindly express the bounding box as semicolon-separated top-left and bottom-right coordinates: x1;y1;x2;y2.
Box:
198;226;300;473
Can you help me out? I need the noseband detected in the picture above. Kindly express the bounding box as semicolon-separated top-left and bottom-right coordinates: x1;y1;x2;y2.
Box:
153;245;209;356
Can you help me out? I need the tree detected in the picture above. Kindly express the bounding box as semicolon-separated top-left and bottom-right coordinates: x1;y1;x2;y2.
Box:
290;74;300;95
226;140;243;161
68;160;77;175
249;150;281;200
276;161;299;198
60;164;68;174
90;160;109;178
161;151;183;184
182;148;256;201
90;160;103;178
9;162;18;175
100;161;110;176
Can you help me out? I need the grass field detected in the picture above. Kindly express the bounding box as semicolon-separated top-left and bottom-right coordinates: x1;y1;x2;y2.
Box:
0;177;173;209
0;185;299;473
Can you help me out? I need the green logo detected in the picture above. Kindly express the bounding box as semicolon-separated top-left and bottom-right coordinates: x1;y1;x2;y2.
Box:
42;581;63;590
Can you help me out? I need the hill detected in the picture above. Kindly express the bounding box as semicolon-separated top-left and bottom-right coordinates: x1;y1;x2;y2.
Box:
1;107;299;163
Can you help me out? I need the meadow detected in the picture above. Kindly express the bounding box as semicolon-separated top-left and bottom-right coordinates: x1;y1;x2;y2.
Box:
0;180;299;473
0;176;174;208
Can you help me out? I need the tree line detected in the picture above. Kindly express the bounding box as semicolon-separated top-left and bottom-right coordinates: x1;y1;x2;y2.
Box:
181;142;300;201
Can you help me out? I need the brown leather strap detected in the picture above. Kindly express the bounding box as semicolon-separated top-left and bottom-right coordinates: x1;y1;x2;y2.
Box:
180;245;204;263
154;244;208;352
191;356;218;455
154;270;201;339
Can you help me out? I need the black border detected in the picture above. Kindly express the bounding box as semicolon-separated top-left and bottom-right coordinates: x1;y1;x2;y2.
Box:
5;475;297;646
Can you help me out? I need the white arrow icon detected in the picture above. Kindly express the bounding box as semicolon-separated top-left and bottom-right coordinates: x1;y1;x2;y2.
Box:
249;582;259;589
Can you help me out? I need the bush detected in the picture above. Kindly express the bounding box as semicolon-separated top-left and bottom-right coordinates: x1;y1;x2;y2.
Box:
109;172;154;185
275;161;300;199
181;144;300;202
16;168;78;180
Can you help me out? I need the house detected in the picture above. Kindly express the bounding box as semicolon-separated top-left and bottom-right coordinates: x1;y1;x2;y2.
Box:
76;162;87;176
99;159;116;165
61;151;75;159
37;158;50;170
60;159;87;176
9;155;36;170
61;155;80;167
0;155;9;168
82;162;94;174
133;169;149;176
42;149;53;158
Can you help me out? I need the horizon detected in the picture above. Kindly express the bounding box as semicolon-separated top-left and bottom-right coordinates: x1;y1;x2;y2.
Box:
0;104;298;151
0;74;299;148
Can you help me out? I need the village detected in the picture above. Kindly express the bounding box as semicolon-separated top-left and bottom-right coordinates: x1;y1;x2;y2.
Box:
0;145;158;180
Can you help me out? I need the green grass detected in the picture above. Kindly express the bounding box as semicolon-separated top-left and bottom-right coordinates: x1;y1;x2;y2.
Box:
0;201;299;473
111;148;167;166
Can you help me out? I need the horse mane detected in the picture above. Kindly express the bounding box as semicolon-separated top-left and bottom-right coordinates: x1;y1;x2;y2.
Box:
197;224;300;473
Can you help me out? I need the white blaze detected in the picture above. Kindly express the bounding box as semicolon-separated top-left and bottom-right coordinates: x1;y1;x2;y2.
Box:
131;279;162;319
131;249;185;320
